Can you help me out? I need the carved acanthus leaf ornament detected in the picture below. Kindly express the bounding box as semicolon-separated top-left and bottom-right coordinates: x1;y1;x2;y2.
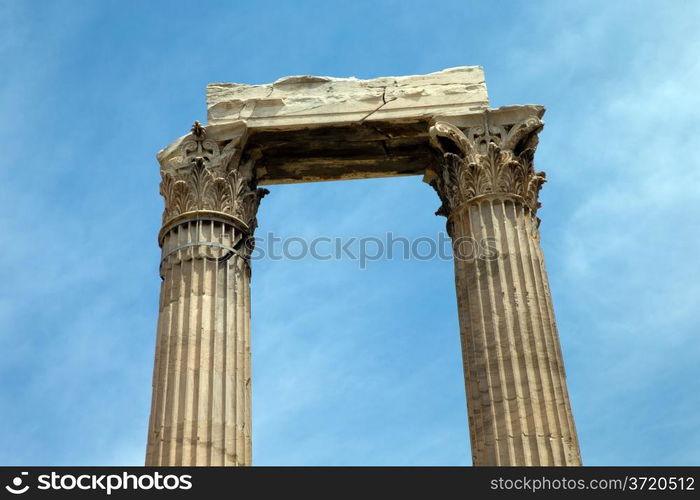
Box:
159;121;268;232
427;117;546;218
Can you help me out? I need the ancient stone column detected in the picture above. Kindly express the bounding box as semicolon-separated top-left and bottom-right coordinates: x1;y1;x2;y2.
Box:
426;114;581;466
145;122;267;466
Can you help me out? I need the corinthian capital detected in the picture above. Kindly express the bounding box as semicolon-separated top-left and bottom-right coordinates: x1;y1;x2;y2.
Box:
426;112;546;218
158;121;269;235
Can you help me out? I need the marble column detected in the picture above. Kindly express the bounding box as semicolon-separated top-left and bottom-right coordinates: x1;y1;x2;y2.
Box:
426;116;581;466
145;122;267;466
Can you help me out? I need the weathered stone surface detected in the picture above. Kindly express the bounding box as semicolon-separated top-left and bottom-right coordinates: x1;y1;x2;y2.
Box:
206;66;488;128
146;218;253;466
157;121;268;236
428;118;582;466
147;122;264;467
150;67;581;467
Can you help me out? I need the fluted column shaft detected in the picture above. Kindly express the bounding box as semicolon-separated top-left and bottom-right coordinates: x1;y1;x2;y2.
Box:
427;116;581;466
146;218;252;465
450;199;580;465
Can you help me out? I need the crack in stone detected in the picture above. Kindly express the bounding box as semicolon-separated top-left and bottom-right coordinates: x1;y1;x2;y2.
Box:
358;86;398;123
380;140;390;157
369;124;392;140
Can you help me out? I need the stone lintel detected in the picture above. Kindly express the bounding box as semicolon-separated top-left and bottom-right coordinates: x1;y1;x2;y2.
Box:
156;67;544;186
206;66;489;128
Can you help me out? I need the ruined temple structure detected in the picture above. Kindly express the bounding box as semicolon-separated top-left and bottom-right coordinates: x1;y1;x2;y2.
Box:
145;67;582;466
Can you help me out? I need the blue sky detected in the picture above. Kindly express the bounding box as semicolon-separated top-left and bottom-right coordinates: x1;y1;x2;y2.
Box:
1;0;699;465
